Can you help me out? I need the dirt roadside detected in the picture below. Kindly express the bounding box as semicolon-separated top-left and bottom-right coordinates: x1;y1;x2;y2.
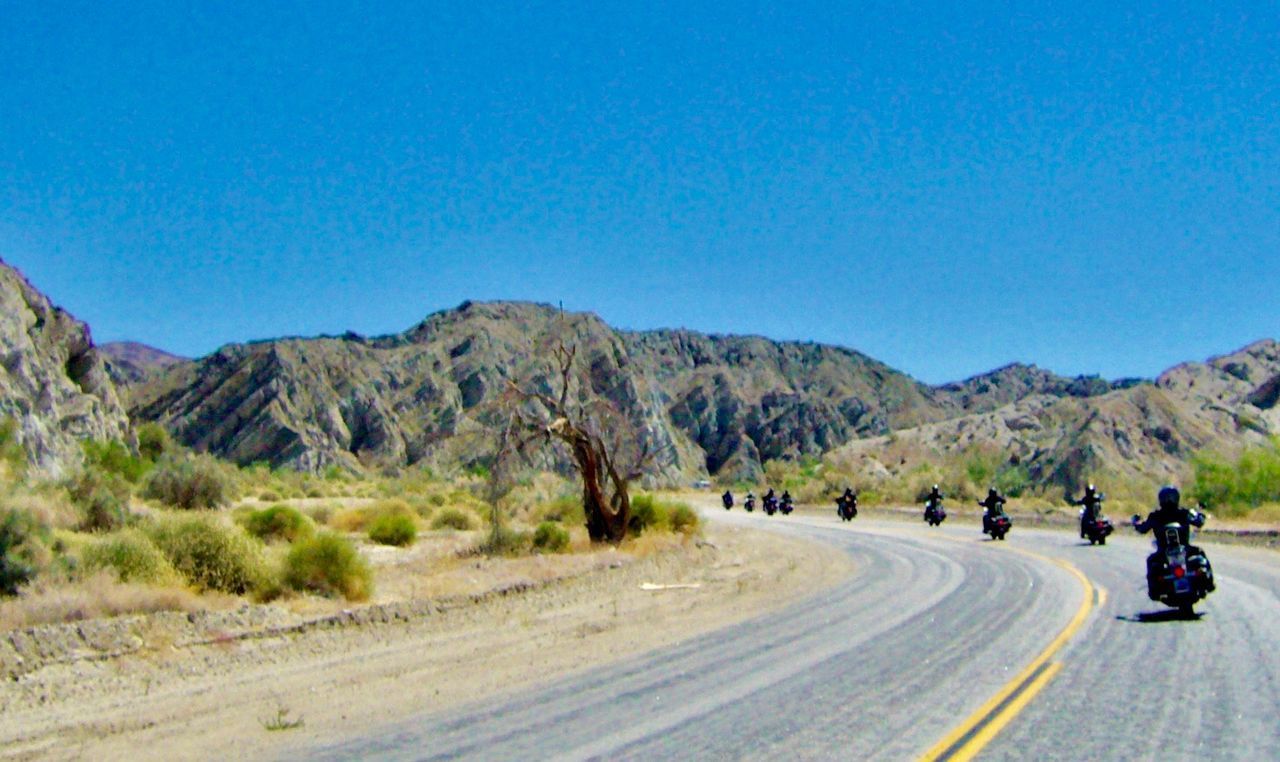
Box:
0;514;853;760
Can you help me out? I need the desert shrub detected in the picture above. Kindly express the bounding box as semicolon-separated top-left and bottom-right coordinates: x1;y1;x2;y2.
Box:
0;418;27;480
258;491;282;502
136;422;173;462
628;494;668;534
668;502;701;535
1191;438;1280;516
81;529;181;586
0;509;42;595
430;507;476;531
144;455;234;510
532;521;570;553
67;468;132;532
480;525;531;556
367;513;417;547
82;439;150;483
283;532;372;601
535;495;585;525
330;499;415;533
144;514;271;595
243;505;313;543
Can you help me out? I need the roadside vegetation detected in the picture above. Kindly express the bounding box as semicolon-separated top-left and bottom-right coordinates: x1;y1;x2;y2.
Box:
0;420;703;630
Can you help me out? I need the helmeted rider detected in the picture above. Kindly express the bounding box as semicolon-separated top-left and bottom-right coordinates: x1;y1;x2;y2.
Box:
763;487;776;509
780;489;793;504
1132;486;1213;591
979;487;1007;532
1073;484;1105;538
840;487;858;513
925;484;943;507
722;490;734;509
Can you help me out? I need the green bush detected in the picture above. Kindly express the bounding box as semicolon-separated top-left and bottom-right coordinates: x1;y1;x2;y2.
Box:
481;525;531;556
430;507;477;531
0;418;27;479
144;455;234;510
284;532;372;601
1191;437;1280;516
136;423;173;462
367;513;417;547
82;529;181;585
628;494;668;534
668;502;701;535
144;515;271;595
536;495;585;525
67;468;132;532
82;439;150;483
532;521;570;553
243;505;313;543
0;509;41;596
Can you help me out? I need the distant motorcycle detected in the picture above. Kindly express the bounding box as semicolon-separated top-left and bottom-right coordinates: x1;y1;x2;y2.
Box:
983;512;1012;540
1133;510;1215;614
779;495;794;515
1081;512;1114;545
836;495;858;522
744;495;756;513
763;495;779;516
722;492;734;511
923;499;946;526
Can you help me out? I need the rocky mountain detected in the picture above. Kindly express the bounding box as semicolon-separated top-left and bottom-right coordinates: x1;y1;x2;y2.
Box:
100;342;188;388
128;302;969;481
0;260;131;477
833;341;1280;495
935;363;1144;414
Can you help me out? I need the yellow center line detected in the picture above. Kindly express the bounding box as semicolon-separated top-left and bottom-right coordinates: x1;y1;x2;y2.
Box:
919;547;1095;762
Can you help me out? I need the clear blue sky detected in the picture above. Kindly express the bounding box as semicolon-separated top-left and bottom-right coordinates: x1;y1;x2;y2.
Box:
2;2;1276;384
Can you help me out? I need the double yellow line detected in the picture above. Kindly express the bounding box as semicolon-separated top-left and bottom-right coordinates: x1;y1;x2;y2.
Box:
919;551;1100;762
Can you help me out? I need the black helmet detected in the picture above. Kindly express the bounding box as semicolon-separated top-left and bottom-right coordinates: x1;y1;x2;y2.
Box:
1158;486;1180;510
1086;483;1096;493
988;486;998;495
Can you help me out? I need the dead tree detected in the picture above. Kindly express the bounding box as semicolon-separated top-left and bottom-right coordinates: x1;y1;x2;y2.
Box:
502;341;652;544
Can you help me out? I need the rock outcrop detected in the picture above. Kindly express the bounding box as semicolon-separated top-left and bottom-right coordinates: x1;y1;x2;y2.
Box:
0;260;130;477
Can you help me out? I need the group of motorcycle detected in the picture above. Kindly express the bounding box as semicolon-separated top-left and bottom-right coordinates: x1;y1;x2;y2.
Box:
722;489;793;516
727;479;1216;615
917;482;1215;614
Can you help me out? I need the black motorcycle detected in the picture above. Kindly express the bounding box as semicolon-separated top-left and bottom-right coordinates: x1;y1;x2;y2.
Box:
722;492;734;511
763;495;778;516
1081;512;1114;545
780;495;794;515
983;511;1012;540
1134;512;1215;614
744;495;755;513
837;495;858;522
923;499;945;526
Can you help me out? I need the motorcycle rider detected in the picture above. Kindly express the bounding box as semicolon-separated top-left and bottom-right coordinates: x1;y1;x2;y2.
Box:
745;491;756;510
1132;486;1214;592
763;487;777;511
923;484;943;515
780;489;793;505
1073;484;1105;538
839;487;858;515
722;490;734;509
979;487;1007;534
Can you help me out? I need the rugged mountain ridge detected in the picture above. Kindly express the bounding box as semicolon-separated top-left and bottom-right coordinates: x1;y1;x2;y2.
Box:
100;341;187;388
0;260;130;477
834;340;1280;494
128;302;964;480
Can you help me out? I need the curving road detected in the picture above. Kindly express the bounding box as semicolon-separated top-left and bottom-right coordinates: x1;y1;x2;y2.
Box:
312;508;1280;761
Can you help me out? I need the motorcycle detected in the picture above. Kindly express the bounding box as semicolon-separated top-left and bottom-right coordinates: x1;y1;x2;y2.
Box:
1081;511;1114;545
763;496;778;516
744;496;755;513
722;493;734;511
983;512;1012;540
923;499;945;526
780;496;794;515
836;496;858;522
1134;513;1215;614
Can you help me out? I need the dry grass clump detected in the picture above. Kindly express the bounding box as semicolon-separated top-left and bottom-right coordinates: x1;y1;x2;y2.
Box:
532;521;570;553
144;455;236;510
241;505;314;543
144;514;275;597
627;495;701;536
329;498;415;533
0;571;203;631
81;529;182;586
283;532;372;601
367;513;417;547
430;507;477;531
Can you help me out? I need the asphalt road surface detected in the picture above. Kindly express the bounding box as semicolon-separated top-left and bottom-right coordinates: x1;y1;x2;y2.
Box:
312;508;1280;761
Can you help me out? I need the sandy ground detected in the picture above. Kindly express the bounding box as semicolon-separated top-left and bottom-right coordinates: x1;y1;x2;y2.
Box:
0;514;852;761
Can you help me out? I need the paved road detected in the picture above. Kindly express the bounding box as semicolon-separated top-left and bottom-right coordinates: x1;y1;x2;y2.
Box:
313;509;1280;760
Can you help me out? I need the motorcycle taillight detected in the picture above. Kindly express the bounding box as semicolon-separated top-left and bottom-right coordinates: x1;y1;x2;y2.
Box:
1172;566;1186;578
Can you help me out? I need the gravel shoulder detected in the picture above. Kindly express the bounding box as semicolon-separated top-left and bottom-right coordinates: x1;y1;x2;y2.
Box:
0;514;852;761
